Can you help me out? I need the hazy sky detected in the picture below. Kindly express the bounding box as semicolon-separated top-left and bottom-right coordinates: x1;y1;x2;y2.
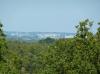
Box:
0;0;100;33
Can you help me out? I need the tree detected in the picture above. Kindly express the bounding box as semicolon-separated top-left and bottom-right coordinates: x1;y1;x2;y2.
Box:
75;19;93;40
96;22;100;41
0;22;6;61
38;19;98;74
39;37;56;44
0;22;9;74
95;22;100;74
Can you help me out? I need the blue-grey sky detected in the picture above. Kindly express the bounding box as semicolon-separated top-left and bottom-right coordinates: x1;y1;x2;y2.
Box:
0;0;100;33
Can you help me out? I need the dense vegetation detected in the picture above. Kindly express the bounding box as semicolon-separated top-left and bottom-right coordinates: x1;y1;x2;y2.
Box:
0;19;100;74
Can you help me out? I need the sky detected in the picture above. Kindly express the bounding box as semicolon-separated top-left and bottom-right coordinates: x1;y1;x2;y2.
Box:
0;0;100;33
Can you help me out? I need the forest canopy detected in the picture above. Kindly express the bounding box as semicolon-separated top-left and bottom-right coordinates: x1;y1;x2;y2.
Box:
0;19;100;74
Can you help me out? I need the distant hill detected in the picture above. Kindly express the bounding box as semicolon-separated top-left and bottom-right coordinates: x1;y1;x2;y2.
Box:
5;31;75;41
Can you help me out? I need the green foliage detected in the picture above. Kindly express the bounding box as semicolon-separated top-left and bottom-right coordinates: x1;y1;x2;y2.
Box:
37;19;100;74
0;22;6;61
96;22;100;41
39;37;56;44
0;19;100;74
75;19;93;40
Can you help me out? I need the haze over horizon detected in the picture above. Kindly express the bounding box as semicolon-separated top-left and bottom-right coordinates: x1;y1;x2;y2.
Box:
0;0;100;33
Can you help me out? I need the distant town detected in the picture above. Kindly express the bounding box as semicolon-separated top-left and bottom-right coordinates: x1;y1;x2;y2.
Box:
5;31;75;41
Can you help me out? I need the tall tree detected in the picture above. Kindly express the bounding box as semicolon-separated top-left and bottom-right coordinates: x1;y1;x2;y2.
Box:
96;22;100;41
0;22;6;61
75;19;93;40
